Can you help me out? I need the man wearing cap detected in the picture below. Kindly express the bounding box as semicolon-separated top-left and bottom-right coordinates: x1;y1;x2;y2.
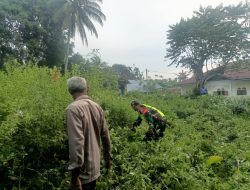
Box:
130;100;167;141
118;74;129;96
66;76;112;190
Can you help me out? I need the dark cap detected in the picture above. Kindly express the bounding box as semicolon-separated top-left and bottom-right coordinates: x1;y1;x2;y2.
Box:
131;100;140;107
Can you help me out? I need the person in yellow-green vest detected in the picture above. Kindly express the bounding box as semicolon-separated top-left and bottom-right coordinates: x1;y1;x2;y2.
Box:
130;100;168;141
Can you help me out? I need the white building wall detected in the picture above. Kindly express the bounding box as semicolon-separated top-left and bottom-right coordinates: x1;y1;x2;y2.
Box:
206;80;250;96
231;80;250;96
205;80;231;95
181;79;250;97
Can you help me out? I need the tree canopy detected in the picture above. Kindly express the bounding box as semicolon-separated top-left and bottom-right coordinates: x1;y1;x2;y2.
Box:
166;2;250;85
0;0;105;69
53;0;106;71
0;0;66;67
112;64;143;80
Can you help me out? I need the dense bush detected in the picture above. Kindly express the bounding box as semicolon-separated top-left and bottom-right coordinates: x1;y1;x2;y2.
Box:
0;63;249;189
0;62;70;189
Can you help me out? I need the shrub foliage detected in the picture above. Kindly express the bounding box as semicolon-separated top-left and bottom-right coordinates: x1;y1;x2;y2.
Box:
0;62;249;189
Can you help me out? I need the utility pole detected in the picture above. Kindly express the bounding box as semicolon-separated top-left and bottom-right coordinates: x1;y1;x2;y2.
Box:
146;69;148;80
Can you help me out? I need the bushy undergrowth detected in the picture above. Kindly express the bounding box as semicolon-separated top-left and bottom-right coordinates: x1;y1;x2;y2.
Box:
0;63;249;189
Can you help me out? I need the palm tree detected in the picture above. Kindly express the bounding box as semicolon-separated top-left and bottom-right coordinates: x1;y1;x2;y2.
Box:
176;70;189;82
53;0;106;71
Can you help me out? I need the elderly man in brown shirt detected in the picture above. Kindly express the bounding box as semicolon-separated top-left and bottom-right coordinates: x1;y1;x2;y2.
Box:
66;76;112;190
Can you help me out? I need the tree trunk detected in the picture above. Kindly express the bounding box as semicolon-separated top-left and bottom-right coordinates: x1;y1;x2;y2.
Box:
210;58;214;69
205;60;209;72
192;63;204;87
64;31;71;72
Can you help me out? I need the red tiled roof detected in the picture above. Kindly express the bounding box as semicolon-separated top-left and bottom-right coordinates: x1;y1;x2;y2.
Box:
224;70;250;79
181;70;250;84
181;77;196;84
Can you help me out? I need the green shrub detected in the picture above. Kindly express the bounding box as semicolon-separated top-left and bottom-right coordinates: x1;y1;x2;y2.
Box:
0;62;249;189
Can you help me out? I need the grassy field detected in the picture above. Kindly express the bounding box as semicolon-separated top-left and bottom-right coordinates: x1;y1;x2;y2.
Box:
0;63;249;189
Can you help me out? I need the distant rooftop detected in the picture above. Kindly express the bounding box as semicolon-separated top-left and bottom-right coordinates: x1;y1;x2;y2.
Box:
127;80;163;92
224;70;250;80
181;70;250;84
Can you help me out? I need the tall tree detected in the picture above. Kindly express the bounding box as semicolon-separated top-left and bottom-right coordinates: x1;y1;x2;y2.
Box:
166;2;250;86
53;0;106;71
0;0;42;65
0;0;67;67
112;64;143;80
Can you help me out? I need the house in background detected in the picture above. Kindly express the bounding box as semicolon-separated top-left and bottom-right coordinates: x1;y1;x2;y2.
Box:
180;70;250;96
127;80;146;92
127;80;163;93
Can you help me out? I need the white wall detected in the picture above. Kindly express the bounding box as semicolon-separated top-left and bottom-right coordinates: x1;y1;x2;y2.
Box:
206;80;250;96
205;80;231;95
231;80;250;96
181;80;250;96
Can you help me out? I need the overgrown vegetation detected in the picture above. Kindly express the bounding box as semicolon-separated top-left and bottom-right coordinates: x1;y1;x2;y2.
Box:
0;62;249;189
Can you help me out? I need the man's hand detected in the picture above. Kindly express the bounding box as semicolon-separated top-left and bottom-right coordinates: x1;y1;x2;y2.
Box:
129;123;137;132
70;168;81;190
105;158;112;170
70;177;82;190
129;126;136;132
132;121;138;127
147;128;156;137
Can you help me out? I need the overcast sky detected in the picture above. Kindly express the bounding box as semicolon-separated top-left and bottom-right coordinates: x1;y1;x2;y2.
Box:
74;0;243;78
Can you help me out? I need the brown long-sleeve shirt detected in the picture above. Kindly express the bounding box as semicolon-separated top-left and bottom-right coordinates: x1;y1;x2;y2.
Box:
66;95;112;184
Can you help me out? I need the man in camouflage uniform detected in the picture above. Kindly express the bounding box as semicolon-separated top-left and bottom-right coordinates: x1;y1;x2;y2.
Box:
131;100;167;141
